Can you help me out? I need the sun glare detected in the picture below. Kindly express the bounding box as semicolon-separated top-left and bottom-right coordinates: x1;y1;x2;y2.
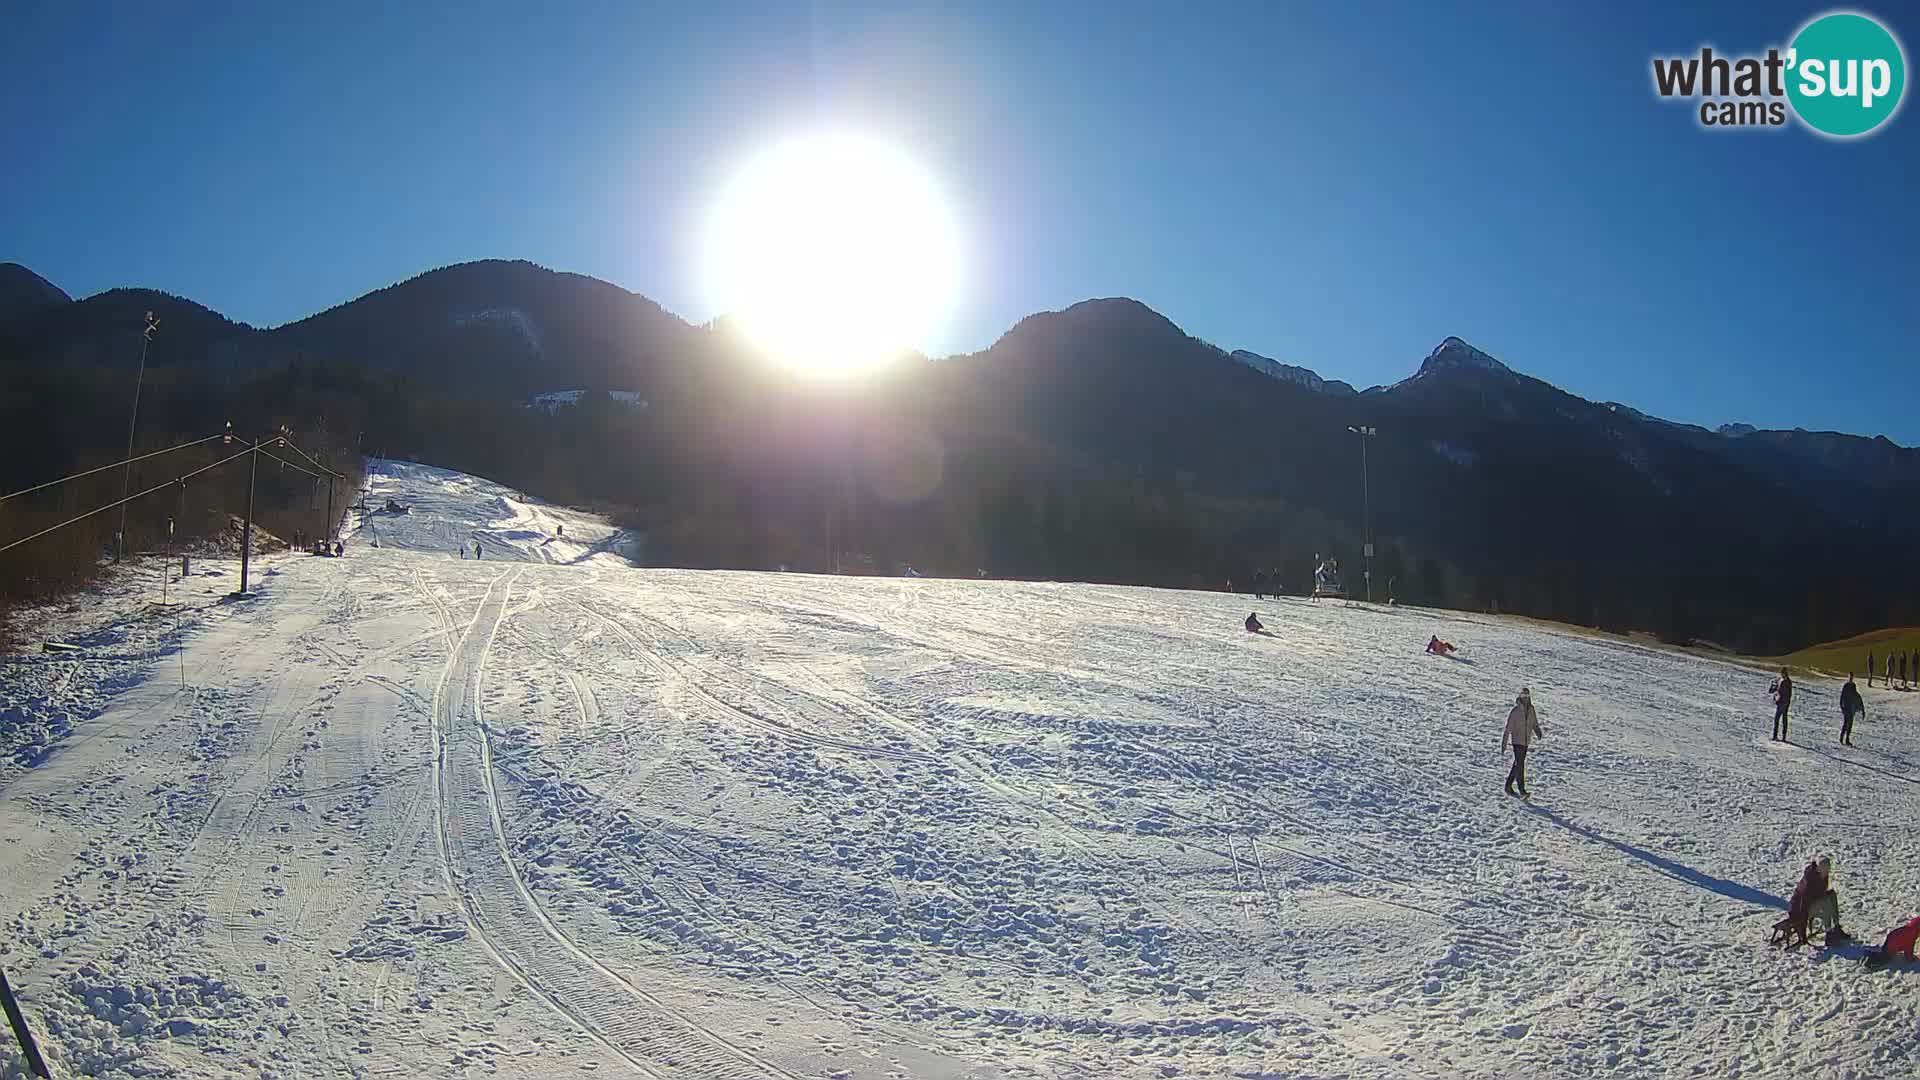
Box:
704;133;959;376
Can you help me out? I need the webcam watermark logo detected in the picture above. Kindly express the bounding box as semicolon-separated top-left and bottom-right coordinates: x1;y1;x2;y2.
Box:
1652;10;1906;138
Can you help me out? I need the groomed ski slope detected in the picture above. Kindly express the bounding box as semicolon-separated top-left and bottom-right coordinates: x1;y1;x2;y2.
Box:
2;461;1917;1080
359;458;640;565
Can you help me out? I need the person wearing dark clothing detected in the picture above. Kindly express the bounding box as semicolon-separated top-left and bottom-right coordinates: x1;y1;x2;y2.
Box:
1244;612;1263;633
1251;570;1267;600
1840;675;1864;747
1772;856;1838;947
1867;651;1875;687
1770;669;1794;741
1902;653;1911;689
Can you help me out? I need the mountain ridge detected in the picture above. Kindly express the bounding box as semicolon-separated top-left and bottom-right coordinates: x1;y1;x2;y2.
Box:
2;258;1902;449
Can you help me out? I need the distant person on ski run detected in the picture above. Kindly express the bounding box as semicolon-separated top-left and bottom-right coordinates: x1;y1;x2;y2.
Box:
1840;675;1864;746
1500;688;1542;798
1251;569;1266;600
1769;669;1793;741
1244;612;1263;633
1902;653;1911;688
1426;635;1456;656
1867;651;1876;686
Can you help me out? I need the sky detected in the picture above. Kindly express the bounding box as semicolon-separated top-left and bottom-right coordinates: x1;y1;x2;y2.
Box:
3;1;1916;441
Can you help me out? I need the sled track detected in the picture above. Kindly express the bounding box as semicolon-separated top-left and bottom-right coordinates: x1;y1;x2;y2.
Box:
426;568;798;1080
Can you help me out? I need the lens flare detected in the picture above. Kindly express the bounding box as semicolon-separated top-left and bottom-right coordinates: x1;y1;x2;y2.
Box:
704;133;960;376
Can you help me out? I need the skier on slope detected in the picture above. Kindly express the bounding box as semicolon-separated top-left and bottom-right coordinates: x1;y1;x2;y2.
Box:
1500;688;1543;798
1769;668;1794;742
1251;568;1267;600
1426;635;1457;656
1840;674;1865;747
1867;650;1876;687
1245;611;1264;633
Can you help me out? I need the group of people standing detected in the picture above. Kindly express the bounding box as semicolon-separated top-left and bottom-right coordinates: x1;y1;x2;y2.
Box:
1771;667;1882;748
1865;648;1919;690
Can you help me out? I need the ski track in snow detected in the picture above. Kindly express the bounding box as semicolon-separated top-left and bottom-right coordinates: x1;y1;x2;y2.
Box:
4;462;1920;1079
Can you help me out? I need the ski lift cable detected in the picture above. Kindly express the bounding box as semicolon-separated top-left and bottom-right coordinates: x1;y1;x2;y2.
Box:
0;446;255;556
0;432;227;504
249;443;329;481
268;435;344;478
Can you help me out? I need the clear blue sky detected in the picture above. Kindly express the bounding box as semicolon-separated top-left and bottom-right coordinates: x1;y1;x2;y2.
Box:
4;2;1915;440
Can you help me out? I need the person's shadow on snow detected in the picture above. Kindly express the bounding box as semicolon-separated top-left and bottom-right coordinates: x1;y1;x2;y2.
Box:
1526;805;1783;911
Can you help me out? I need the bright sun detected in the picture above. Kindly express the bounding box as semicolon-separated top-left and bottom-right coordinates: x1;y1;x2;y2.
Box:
704;133;959;376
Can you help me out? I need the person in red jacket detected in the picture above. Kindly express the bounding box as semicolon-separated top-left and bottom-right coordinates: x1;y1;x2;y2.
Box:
1884;915;1920;961
1866;915;1919;971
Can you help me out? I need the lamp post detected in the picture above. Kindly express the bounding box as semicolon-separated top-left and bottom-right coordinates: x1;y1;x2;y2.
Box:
116;311;159;560
1347;425;1377;603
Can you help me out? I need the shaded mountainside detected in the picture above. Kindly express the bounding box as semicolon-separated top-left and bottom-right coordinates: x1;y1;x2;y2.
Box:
274;259;703;394
2;259;1913;652
0;263;71;321
0;260;705;400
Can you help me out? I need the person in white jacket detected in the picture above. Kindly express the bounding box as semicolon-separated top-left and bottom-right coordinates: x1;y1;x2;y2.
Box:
1501;687;1544;798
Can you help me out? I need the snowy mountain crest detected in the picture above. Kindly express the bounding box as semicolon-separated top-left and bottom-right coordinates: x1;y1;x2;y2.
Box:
1227;349;1358;396
1418;336;1511;376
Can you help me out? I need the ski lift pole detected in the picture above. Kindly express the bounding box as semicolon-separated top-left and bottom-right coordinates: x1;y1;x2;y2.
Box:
162;514;173;606
239;438;259;595
1347;425;1377;603
0;967;52;1078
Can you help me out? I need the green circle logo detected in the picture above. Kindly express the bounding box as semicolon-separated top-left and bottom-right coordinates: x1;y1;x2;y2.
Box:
1787;12;1907;137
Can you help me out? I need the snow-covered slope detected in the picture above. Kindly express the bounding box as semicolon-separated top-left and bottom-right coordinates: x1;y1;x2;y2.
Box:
4;461;1919;1079
355;458;639;564
1227;349;1358;396
527;389;648;413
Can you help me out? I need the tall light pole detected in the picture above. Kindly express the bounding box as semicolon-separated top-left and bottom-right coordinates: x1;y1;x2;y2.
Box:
1347;425;1377;603
116;311;159;560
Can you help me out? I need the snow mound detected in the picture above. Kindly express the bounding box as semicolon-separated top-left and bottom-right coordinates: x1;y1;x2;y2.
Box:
353;458;639;565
